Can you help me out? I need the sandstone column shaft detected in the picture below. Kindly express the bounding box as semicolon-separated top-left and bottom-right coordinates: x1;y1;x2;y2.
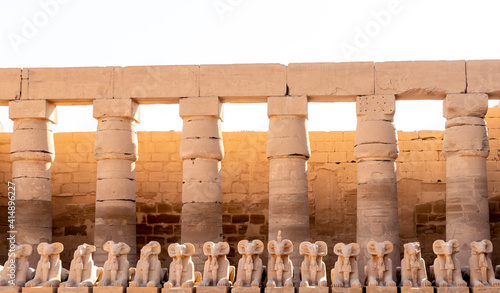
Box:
93;99;140;266
266;96;311;282
179;97;224;271
443;93;490;265
353;95;400;281
9;100;56;265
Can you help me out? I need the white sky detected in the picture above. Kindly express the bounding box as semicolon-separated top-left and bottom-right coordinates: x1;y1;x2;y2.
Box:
0;0;499;132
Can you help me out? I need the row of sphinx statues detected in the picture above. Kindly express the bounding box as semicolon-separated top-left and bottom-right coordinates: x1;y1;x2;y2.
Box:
1;233;499;290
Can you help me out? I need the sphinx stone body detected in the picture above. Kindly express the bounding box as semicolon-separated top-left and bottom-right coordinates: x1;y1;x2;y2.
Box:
299;241;327;288
234;240;264;288
199;242;232;287
96;241;130;287
60;244;98;288
433;239;467;287
130;241;162;288
400;242;431;287
0;244;33;287
266;232;294;288
26;242;64;288
469;240;500;288
331;243;361;288
164;243;196;289
364;241;396;287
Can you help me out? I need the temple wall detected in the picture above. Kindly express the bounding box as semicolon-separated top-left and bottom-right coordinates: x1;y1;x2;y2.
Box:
1;104;500;269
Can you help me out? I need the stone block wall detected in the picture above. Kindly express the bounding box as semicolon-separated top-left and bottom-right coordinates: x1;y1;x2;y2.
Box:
1;105;500;270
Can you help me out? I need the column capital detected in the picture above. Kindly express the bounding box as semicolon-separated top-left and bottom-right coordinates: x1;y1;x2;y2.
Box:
179;97;223;120
93;98;140;122
443;93;488;120
356;95;395;122
9;100;57;123
267;96;308;118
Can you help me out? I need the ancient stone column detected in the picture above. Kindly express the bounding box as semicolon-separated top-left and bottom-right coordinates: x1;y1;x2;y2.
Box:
9;100;56;265
353;95;400;281
443;93;490;265
266;95;311;281
179;97;224;271
93;99;140;266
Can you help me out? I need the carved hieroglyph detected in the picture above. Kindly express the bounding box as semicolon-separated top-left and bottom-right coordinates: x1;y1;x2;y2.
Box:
93;99;140;265
267;96;311;282
60;244;98;288
96;241;130;287
130;241;162;288
443;94;491;265
364;241;396;287
354;95;400;282
164;243;196;289
199;242;232;287
299;241;327;288
400;242;431;288
331;243;362;288
234;240;264;288
9;100;56;265
0;244;33;287
469;240;500;288
433;239;467;287
266;231;294;288
179;97;224;271
25;242;64;288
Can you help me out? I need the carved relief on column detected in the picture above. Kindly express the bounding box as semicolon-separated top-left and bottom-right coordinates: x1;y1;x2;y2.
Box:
9;100;56;265
443;93;490;265
93;98;140;266
353;95;399;282
179;97;224;271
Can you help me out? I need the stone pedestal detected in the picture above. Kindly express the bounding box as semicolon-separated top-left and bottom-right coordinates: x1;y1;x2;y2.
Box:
0;286;22;293
232;288;263;293
161;288;195;293
93;287;126;293
58;288;93;293
196;288;230;293
366;287;398;293
127;288;160;293
331;288;362;293
471;288;500;293
436;288;469;293
353;95;400;281
179;97;224;271
443;93;491;265
401;287;434;293
298;287;328;293
266;96;311;281
93;99;140;266
265;288;295;293
9;100;57;265
22;288;58;293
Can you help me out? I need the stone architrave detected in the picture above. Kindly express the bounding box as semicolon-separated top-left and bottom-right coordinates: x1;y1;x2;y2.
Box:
469;240;500;293
9;100;56;265
24;243;64;288
179;97;224;271
443;93;491;264
93;99;140;266
353;95;400;281
266;96;311;280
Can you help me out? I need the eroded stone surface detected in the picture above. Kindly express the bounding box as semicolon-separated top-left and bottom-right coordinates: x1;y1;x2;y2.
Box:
25;243;64;288
433;239;467;287
129;241;162;288
364;241;396;287
298;241;327;288
199;242;231;287
331;243;362;289
469;240;500;288
0;244;33;287
164;243;195;289
96;242;130;288
60;244;98;288
400;242;431;288
266;232;294;289
234;240;264;288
